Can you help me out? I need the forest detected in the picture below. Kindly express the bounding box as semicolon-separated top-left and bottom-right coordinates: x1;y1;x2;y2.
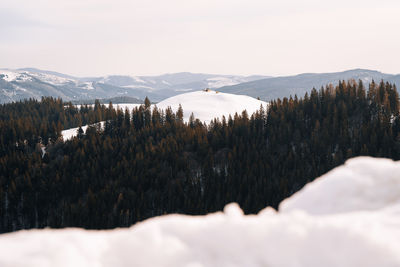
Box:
0;80;399;233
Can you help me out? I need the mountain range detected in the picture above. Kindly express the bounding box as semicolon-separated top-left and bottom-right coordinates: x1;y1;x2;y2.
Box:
218;69;400;100
1;68;400;104
0;68;266;104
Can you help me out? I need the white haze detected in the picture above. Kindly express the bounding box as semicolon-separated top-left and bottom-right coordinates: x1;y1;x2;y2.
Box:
1;0;400;77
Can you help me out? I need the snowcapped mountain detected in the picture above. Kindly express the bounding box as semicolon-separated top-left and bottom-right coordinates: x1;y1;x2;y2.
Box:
156;90;268;123
1;157;399;267
0;68;268;104
0;69;124;103
88;73;268;98
3;68;400;104
219;69;400;101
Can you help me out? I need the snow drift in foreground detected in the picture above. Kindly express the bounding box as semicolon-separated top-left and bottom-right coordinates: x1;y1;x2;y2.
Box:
2;157;400;267
156;90;268;123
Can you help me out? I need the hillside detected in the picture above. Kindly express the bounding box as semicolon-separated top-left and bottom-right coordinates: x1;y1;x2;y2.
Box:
219;69;400;101
61;90;267;139
156;90;268;123
0;157;399;267
1;80;399;234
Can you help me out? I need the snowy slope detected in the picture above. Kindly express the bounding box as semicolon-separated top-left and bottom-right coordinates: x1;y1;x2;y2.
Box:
1;157;400;266
156;90;268;123
61;91;267;140
1;69;80;87
0;70;31;82
61;121;106;141
61;104;143;140
206;76;251;88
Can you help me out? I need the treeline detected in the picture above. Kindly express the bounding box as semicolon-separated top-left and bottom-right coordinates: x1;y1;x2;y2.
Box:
0;80;399;232
0;98;112;148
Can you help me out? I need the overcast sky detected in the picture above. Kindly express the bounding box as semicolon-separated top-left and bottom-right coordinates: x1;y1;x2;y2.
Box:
1;0;399;77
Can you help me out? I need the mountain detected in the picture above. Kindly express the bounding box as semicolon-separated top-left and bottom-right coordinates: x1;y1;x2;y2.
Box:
156;90;268;124
1;157;399;267
0;68;268;104
3;68;400;104
218;69;400;101
0;69;123;103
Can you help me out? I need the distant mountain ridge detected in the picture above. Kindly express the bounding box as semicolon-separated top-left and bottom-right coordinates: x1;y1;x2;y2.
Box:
218;69;400;101
1;68;400;104
0;68;268;104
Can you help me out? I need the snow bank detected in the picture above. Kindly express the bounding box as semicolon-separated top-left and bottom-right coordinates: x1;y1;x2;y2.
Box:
1;157;400;267
157;90;268;123
280;157;400;215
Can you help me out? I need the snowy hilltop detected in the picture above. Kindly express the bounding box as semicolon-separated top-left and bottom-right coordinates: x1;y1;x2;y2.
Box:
1;156;400;267
61;90;268;140
156;89;268;124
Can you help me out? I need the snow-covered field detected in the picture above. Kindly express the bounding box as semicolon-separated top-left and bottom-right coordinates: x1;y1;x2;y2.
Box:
157;90;268;123
0;157;399;267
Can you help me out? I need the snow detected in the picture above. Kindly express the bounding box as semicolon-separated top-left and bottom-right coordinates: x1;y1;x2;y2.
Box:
63;90;267;139
0;70;19;82
162;80;171;86
121;85;154;90
280;157;400;214
156;90;268;123
0;70;92;89
61;125;89;141
113;103;142;111
206;77;246;88
0;70;32;82
28;72;72;85
61;122;105;141
74;103;142;112
80;82;94;90
1;88;16;98
132;76;146;83
41;146;46;158
174;88;193;92
0;157;400;266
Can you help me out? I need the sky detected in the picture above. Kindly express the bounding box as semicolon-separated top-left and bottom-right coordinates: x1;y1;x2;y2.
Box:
1;0;400;77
